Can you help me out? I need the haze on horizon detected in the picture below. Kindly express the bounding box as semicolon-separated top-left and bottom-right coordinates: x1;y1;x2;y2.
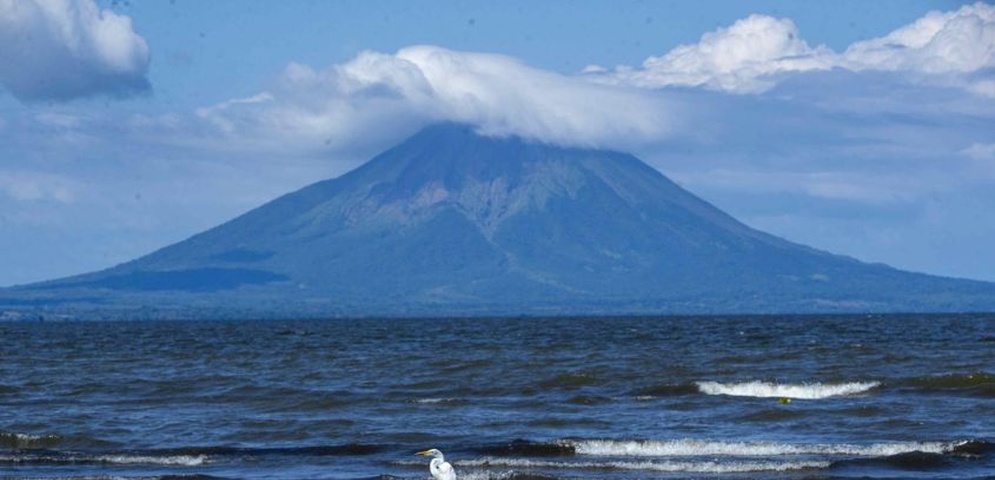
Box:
1;0;994;287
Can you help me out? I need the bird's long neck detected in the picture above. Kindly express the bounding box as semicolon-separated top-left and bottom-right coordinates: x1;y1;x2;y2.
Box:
430;457;445;474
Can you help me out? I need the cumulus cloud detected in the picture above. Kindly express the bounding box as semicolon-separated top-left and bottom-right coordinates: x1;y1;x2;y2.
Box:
0;0;150;102
842;2;995;74
597;14;833;94
195;45;674;153
591;2;995;95
189;3;993;155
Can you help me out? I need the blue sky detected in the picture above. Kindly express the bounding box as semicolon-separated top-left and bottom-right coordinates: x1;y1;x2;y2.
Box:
1;0;994;287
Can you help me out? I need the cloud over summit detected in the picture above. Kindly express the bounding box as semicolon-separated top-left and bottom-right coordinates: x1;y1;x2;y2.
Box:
191;2;994;157
0;0;150;102
196;45;674;153
1;2;993;287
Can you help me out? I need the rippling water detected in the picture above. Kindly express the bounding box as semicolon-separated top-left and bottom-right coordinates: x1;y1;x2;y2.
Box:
1;314;993;479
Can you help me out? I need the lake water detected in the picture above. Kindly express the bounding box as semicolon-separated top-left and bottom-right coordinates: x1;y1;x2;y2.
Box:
1;314;993;479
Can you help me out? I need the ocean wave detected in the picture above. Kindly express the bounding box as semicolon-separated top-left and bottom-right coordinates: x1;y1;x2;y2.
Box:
414;439;993;478
0;452;207;466
453;471;561;480
0;431;62;449
0;442;387;467
695;380;880;399
459;456;828;474
899;372;995;395
411;397;468;405
631;382;699;397
474;439;577;457
154;443;385;457
567;438;965;458
830;451;952;471
0;476;231;480
951;439;995;456
95;454;208;466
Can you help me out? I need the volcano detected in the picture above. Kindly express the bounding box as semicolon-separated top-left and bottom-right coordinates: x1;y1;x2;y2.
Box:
6;124;995;318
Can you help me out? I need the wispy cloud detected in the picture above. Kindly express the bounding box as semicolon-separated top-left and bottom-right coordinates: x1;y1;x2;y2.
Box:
961;142;995;179
0;0;150;102
961;142;995;161
0;170;79;204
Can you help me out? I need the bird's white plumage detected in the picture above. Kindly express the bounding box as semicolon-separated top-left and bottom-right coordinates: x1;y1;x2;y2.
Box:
416;448;456;480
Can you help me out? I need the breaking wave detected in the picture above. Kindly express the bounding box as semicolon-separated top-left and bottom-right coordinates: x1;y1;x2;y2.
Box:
411;397;468;405
454;438;992;477
459;456;828;474
695;380;880;399
0;451;208;466
567;438;967;457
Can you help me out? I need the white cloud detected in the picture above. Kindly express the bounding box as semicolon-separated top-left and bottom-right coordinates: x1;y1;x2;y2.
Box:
194;45;674;153
195;92;277;134
593;14;833;94
842;2;995;74
189;3;993;155
0;0;150;101
592;2;995;95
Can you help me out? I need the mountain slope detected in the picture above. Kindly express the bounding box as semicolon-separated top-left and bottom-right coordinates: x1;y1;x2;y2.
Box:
7;123;995;316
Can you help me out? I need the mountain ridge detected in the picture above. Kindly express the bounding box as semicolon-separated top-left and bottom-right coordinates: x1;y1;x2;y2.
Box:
4;123;994;318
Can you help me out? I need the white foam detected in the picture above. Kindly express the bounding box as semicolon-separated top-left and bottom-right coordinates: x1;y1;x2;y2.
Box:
695;380;880;399
460;456;827;474
456;470;518;480
94;454;208;466
570;439;957;458
0;453;208;466
3;432;48;441
414;397;461;404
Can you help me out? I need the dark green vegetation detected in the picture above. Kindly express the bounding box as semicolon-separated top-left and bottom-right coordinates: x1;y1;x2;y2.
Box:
3;124;994;319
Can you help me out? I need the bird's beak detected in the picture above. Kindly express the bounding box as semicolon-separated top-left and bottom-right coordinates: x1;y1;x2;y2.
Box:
415;450;431;456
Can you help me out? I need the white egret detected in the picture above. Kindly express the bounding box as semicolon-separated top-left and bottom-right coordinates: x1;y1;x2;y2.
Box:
415;448;456;480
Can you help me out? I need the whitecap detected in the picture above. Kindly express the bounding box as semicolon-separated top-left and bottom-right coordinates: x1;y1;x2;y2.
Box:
695;380;880;399
413;397;463;404
459;456;827;473
93;454;208;466
568;438;958;458
0;452;209;466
